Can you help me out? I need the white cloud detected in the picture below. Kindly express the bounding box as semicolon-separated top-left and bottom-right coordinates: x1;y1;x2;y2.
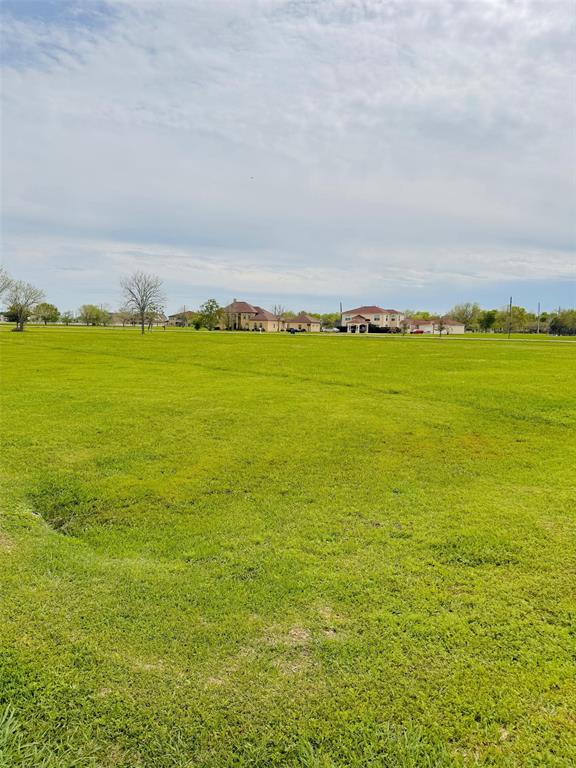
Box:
1;0;575;309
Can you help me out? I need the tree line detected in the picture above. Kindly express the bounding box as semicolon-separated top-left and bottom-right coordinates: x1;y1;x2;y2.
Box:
0;269;164;335
1;267;575;336
437;302;576;335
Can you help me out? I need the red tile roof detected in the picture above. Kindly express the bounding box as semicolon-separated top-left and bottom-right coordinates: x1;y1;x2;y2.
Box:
343;306;400;315
346;314;370;322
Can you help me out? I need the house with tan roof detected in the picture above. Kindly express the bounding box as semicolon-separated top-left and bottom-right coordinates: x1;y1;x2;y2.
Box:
341;306;405;333
285;313;321;333
167;310;197;327
222;300;260;330
246;307;281;332
223;300;322;332
223;300;284;331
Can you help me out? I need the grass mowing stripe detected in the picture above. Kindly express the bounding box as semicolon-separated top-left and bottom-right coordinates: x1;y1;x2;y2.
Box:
1;327;575;766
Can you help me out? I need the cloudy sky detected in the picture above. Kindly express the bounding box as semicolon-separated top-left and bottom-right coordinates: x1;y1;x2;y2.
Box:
1;0;575;314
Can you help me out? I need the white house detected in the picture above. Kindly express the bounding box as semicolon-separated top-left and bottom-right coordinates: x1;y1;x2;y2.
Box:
410;318;465;334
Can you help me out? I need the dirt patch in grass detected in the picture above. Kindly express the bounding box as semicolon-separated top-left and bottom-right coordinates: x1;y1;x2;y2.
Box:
27;474;102;533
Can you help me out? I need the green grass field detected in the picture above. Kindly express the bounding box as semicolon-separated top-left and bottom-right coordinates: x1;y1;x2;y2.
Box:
1;327;575;767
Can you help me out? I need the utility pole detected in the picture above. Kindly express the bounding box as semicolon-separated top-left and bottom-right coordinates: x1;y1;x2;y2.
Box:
507;296;513;339
536;301;540;334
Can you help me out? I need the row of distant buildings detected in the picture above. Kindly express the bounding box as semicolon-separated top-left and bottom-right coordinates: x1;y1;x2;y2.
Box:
168;301;466;334
340;306;465;334
168;301;321;331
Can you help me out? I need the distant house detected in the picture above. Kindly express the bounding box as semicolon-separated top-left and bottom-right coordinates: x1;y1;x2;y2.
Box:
152;313;168;327
167;311;197;327
222;300;261;330
221;301;323;332
410;317;465;334
285;313;321;332
341;306;405;333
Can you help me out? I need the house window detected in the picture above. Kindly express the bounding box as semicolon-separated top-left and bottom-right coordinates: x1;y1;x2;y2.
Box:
373;315;380;321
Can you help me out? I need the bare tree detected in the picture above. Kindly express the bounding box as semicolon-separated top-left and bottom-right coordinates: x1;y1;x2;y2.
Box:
116;306;137;327
0;267;12;297
272;304;286;330
120;271;165;335
7;280;45;331
222;303;236;330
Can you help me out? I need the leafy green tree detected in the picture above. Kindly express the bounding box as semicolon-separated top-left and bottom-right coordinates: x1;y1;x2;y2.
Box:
449;302;481;329
34;302;60;325
496;305;530;333
78;304;106;326
538;311;549;327
6;280;45;331
199;298;222;330
314;312;340;328
549;309;576;336
100;310;113;326
478;309;497;332
61;311;75;325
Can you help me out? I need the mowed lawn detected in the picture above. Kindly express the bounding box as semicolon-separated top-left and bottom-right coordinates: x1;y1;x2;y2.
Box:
0;328;575;768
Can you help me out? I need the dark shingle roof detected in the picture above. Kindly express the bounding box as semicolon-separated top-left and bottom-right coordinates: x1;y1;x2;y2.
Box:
288;313;320;324
252;306;277;321
226;301;257;314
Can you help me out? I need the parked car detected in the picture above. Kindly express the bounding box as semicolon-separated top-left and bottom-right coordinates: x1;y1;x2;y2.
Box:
411;329;424;334
322;327;340;332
